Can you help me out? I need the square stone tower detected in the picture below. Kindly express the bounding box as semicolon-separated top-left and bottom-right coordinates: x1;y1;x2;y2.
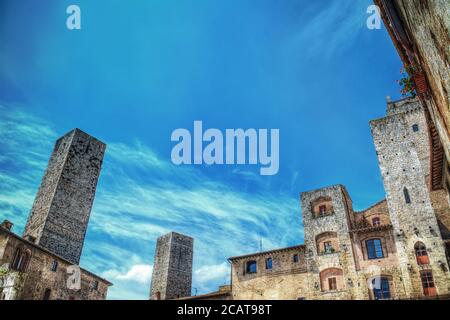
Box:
370;97;450;297
150;232;193;300
23;128;106;265
300;185;362;299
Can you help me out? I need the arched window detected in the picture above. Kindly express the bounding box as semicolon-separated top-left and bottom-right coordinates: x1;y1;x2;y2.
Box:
415;242;429;265
11;248;31;272
246;260;257;274
319;268;343;292
42;288;51;300
403;187;411;204
316;232;338;255
265;258;272;270
366;239;384;259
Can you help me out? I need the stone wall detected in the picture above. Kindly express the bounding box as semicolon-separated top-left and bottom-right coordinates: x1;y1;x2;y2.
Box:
229;246;308;300
0;227;111;300
375;0;450;164
23;128;106;265
150;232;193;300
396;0;450;162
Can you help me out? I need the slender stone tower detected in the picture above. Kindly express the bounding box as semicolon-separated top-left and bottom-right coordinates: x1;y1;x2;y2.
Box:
150;232;194;300
23;128;106;265
370;98;450;297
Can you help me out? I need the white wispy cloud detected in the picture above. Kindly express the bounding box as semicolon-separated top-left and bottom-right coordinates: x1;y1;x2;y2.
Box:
194;262;230;286
0;106;302;299
287;1;368;61
104;264;153;284
0;105;57;226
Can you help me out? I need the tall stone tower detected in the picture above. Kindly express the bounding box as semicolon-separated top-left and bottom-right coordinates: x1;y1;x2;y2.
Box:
370;97;450;297
150;232;193;300
23;128;106;265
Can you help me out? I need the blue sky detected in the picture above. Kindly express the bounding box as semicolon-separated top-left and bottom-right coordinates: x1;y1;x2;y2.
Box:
0;0;404;299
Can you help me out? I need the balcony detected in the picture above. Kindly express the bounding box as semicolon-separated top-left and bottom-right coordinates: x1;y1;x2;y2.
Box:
349;220;393;234
318;248;338;256
314;211;335;219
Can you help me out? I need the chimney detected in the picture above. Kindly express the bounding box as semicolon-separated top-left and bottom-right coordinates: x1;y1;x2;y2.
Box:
0;220;13;231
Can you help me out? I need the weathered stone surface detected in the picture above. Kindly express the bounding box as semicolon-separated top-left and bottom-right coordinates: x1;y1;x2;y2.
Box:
23;128;106;265
229;246;308;300
0;227;111;300
375;0;450;164
370;97;450;297
150;232;193;300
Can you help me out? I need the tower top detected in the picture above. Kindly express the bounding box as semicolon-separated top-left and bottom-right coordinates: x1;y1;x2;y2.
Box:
150;231;194;300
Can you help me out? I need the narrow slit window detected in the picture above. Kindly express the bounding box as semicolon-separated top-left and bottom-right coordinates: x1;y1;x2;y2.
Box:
403;187;411;204
51;260;58;272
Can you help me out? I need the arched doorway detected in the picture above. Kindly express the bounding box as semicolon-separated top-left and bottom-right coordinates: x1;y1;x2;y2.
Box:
371;277;391;300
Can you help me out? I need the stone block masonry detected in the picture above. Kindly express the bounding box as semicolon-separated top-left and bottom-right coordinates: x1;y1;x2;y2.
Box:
23;128;106;265
150;232;193;300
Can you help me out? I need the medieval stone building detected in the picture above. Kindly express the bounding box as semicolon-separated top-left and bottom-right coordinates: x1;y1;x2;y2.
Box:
190;97;450;300
0;128;112;300
150;232;193;300
374;0;449;173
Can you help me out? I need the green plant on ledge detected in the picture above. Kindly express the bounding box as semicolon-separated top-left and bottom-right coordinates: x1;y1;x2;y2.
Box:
397;65;419;98
0;265;8;277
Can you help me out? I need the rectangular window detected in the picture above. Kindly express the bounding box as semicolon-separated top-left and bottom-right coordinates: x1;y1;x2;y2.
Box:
265;258;272;270
328;277;337;291
293;254;299;263
372;217;380;226
420;271;436;296
51;260;58;272
366;239;384;259
246;261;257;274
319;205;327;215
324;241;333;253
